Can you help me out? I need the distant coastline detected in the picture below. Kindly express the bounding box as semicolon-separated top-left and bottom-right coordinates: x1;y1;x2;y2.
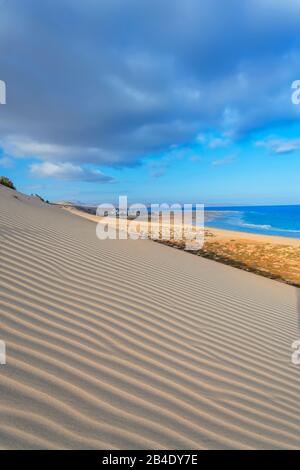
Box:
66;203;300;240
64;204;300;287
204;205;300;239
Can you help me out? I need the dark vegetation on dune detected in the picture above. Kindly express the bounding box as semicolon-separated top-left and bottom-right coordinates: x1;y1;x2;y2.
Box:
32;193;50;204
0;179;50;204
0;176;16;190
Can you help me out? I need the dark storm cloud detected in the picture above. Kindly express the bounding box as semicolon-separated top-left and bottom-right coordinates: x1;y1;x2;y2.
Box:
1;0;300;168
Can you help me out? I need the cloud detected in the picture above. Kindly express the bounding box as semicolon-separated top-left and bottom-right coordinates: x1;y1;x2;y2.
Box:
212;154;236;166
189;155;202;162
149;158;170;178
208;137;230;149
256;138;300;154
30;162;115;183
148;144;200;176
150;167;167;178
0;155;14;168
1;136;118;165
1;0;300;168
195;133;230;149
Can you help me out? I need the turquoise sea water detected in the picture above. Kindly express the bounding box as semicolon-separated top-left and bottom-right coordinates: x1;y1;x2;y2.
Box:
79;204;300;239
205;205;300;239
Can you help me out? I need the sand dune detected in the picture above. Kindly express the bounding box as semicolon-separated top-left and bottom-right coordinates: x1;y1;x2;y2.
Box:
0;185;300;449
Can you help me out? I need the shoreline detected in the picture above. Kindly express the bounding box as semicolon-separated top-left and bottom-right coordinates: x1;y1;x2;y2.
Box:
63;206;300;287
58;204;300;243
205;225;300;247
61;205;300;246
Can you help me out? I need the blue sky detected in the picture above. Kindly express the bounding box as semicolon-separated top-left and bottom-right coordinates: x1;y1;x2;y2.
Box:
0;0;300;205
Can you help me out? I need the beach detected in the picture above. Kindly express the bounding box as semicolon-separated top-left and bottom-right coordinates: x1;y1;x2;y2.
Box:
163;227;300;287
1;184;300;449
65;206;300;287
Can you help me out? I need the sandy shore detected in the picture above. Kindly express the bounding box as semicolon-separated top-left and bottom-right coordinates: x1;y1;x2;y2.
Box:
1;186;300;449
206;226;300;247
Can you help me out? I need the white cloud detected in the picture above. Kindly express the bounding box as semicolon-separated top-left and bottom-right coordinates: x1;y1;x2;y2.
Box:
190;155;202;162
256;138;300;154
0;155;14;168
212;154;236;166
208;137;230;149
2;136;117;165
30;162;115;183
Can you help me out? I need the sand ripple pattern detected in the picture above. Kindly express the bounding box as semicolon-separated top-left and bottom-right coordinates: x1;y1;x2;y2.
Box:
0;186;300;449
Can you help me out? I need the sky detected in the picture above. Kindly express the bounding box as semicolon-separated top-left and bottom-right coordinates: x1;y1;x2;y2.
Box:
0;0;300;205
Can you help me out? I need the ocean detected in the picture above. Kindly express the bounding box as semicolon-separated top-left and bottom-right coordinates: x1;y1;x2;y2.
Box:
77;203;300;239
205;205;300;239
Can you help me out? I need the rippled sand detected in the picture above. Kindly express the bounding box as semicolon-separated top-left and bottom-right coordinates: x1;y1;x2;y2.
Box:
1;185;300;449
